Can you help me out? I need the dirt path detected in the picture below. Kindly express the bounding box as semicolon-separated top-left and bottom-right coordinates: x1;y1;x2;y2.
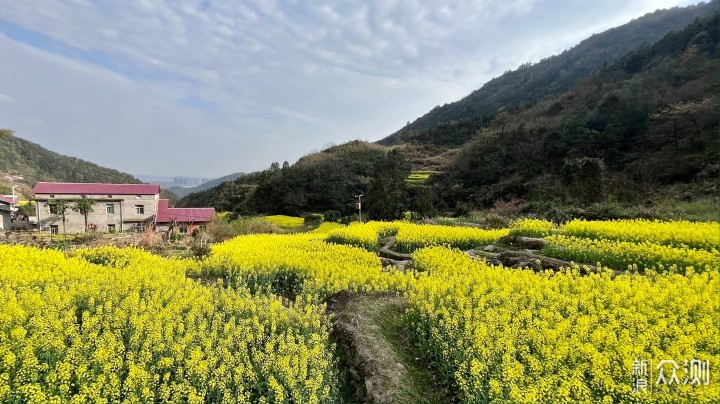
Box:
328;292;453;404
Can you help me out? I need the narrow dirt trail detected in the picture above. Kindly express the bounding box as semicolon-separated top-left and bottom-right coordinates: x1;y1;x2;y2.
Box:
328;292;453;404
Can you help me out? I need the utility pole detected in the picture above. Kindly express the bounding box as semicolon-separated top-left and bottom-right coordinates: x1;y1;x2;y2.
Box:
10;184;16;220
355;193;363;222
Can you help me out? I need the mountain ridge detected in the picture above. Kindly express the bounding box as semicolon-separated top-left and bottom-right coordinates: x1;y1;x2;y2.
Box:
377;0;718;147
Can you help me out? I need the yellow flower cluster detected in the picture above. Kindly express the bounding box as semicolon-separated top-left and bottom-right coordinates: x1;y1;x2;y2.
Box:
561;219;719;251
545;234;719;274
202;233;412;299
325;222;385;250
0;245;337;403
509;218;557;237
327;221;509;253
394;224;509;253
406;246;719;403
263;215;305;228
311;222;342;234
3;218;718;403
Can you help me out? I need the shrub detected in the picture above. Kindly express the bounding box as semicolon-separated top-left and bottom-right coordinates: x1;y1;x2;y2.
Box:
323;210;341;222
303;214;324;226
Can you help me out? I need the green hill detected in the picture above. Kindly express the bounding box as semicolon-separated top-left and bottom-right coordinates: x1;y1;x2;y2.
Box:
378;0;718;147
0;129;141;197
433;12;718;214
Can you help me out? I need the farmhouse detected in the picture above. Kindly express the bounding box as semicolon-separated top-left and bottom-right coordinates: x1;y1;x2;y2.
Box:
0;195;13;230
32;182;215;233
156;199;215;234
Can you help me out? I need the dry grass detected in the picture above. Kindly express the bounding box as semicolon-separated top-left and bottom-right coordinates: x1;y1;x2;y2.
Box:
136;226;164;250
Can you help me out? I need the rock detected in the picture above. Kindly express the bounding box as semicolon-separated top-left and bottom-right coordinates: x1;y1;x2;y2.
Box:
504;236;546;250
483;245;498;252
475;250;500;259
379;246;413;261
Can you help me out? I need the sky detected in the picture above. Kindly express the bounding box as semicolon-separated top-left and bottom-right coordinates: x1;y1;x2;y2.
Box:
0;0;701;178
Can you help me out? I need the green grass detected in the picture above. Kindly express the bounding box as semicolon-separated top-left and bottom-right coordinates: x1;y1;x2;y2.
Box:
263;215;305;228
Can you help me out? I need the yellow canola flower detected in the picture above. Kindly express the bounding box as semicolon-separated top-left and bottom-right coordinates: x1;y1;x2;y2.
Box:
203;233;413;298
327;221;509;252
561;219;719;251
394;223;509;253
264;215;305;228
0;245;338;403
407;246;719;403
509;218;557;237
545;234;719;274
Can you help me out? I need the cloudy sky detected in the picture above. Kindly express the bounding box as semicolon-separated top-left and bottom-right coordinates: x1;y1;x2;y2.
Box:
0;0;700;178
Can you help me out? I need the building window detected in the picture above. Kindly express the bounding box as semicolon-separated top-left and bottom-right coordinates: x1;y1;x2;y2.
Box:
179;224;188;234
49;203;59;215
135;205;144;215
136;195;141;199
49;194;54;198
107;224;115;232
50;225;58;234
106;203;115;214
107;195;113;198
131;223;142;232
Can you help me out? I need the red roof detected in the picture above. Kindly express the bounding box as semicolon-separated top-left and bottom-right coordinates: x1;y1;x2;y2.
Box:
0;195;14;205
156;199;215;223
33;182;160;195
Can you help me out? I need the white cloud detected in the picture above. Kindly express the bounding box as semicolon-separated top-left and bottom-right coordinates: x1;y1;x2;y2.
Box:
0;0;701;177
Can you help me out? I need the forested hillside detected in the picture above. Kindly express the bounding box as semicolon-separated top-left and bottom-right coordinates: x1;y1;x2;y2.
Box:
178;141;394;216
378;0;717;147
180;5;718;221
431;12;718;212
0;130;141;197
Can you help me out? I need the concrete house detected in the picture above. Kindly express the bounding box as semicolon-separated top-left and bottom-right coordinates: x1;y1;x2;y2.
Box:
33;182;162;233
32;182;215;234
0;196;12;230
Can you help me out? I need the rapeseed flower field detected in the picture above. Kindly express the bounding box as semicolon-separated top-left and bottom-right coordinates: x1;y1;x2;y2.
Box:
1;218;717;402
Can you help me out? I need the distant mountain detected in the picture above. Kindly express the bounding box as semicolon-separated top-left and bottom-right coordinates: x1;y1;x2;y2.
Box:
0;130;141;197
168;172;245;198
378;0;718;147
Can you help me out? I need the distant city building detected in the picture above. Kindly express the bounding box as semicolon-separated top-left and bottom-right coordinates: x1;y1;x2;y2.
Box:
172;176;211;187
32;182;215;233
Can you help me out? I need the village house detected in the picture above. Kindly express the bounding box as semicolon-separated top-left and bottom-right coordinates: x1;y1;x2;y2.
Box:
32;182;215;233
0;196;13;230
155;199;215;234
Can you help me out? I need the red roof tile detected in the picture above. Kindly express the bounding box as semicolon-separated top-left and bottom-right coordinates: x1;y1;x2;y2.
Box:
33;182;160;195
156;199;215;223
0;195;14;205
